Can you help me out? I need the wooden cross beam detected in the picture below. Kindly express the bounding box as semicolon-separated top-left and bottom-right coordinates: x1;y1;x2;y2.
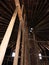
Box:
13;0;25;65
0;0;25;65
14;0;24;28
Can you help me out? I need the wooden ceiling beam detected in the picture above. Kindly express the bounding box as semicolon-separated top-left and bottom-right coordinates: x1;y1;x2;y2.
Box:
10;0;16;9
0;17;9;22
35;22;49;31
0;15;10;21
37;0;47;15
37;0;45;12
33;0;41;18
36;4;49;20
0;9;11;18
3;0;14;12
0;7;11;17
33;0;39;17
0;1;12;15
0;19;9;25
34;15;49;30
33;0;49;21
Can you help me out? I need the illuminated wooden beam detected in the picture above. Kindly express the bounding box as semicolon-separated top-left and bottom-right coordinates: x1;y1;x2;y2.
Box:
0;8;17;65
13;22;21;65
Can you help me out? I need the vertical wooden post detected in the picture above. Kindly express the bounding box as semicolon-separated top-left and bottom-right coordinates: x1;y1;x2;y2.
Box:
24;25;30;65
20;14;25;65
13;22;21;65
0;8;17;65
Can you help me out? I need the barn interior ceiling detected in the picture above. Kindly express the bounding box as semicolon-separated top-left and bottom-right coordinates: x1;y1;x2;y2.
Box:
0;0;49;43
0;0;49;65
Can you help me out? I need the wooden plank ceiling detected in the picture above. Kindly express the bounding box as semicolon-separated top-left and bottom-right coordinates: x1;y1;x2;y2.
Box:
0;0;49;65
23;0;49;40
0;0;49;47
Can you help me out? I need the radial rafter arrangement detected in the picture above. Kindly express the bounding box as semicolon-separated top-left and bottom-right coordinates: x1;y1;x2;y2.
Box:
0;0;49;65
